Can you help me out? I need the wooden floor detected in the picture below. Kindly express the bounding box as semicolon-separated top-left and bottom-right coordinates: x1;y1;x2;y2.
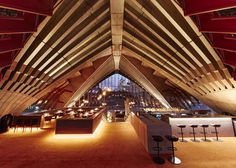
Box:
0;121;236;168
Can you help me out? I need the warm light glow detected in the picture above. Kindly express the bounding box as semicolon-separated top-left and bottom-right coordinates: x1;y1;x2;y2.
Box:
107;112;112;122
129;101;135;105
53;121;105;139
69;111;76;115
83;99;89;104
97;95;102;100
102;102;107;106
143;107;184;112
56;110;63;114
44;113;50;117
102;91;106;96
37;100;43;104
80;103;84;107
7;128;43;134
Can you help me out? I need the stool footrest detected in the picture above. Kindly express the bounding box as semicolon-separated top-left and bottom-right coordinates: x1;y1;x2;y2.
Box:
189;132;198;134
177;132;184;134
153;147;162;151
211;131;218;134
200;132;208;134
167;147;177;151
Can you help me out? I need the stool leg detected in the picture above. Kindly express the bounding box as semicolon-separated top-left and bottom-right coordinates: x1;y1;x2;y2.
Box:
168;141;181;165
14;125;17;132
213;127;223;142
215;127;218;141
171;141;175;159
157;142;160;157
153;142;165;164
192;127;196;141
203;127;206;141
181;128;184;141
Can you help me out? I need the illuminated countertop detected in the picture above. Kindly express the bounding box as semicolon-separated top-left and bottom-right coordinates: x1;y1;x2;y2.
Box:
57;111;102;120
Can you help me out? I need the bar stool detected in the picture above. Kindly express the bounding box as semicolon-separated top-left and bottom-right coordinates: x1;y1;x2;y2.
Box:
211;124;223;142
31;118;40;132
14;118;24;132
200;124;211;142
165;135;181;165
152;135;165;164
177;124;187;142
24;118;32;132
190;125;200;142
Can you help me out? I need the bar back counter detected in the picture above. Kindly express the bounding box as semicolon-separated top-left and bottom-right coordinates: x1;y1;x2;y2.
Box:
130;112;172;154
55;111;103;134
169;116;235;137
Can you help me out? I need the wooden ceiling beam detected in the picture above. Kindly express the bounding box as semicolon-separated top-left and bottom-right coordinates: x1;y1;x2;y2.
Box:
17;2;109;86
124;2;204;76
110;0;124;69
123;22;193;80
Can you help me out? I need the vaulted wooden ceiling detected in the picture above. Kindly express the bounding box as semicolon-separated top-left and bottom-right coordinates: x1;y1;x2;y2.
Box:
0;0;236;117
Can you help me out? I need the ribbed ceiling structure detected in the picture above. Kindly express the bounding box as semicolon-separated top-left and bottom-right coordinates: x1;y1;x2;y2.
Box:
0;0;236;117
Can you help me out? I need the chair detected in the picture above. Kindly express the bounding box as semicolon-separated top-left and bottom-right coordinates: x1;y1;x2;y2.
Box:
23;118;32;132
13;117;25;132
30;118;40;132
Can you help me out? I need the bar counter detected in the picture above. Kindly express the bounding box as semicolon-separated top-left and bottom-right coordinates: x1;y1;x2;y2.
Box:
169;116;235;137
130;112;172;154
55;111;103;134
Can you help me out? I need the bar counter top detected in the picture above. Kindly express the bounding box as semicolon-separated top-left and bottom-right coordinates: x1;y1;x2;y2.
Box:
58;111;101;120
169;115;235;137
170;115;234;118
55;111;103;134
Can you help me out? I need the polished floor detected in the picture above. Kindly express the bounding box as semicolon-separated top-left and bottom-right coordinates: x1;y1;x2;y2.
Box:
0;121;236;168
